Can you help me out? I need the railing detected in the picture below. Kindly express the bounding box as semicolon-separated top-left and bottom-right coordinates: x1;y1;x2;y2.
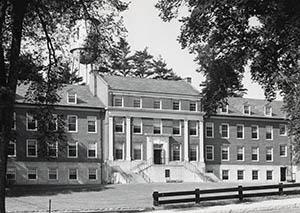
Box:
112;165;133;183
183;161;216;182
153;183;300;206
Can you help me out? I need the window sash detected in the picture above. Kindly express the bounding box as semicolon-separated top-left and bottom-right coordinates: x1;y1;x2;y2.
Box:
189;146;197;161
252;170;258;180
172;144;180;161
27;113;37;131
88;168;97;180
87;117;97;133
221;124;229;138
68;143;77;158
280;145;287;156
251;126;259;139
133;99;141;108
237;170;244;180
153;100;161;109
48;169;58;180
68;115;77;132
27;169;37;180
8;141;16;157
266;170;273;180
221;147;229;160
189;102;196;111
236;125;244;139
173;100;180;110
279;124;287;136
69;169;77;180
222;170;229;180
114;96;123;107
206;146;214;160
206;123;214;138
27;140;37;157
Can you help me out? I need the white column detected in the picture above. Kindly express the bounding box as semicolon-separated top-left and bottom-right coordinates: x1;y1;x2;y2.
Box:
126;117;131;161
108;117;114;161
184;120;189;161
147;137;153;162
199;121;204;162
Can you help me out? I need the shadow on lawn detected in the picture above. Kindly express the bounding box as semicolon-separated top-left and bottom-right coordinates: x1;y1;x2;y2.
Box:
6;184;112;197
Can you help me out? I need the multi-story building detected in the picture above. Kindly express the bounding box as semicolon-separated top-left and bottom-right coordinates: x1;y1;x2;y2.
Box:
6;84;105;184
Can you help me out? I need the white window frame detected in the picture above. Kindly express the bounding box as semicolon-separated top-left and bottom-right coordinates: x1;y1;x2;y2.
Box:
87;116;97;133
243;105;251;115
221;146;230;161
48;141;58;158
67;142;78;158
153;99;162;110
237;170;244;180
48;168;58;180
220;123;229;139
266;170;273;180
189;145;198;162
133;118;143;134
8;140;16;158
266;125;273;140
220;105;229;114
205;122;214;138
133;143;143;160
279;124;287;136
115;118;125;133
189;101;197;112
264;105;272;116
236;124;244;139
26;139;37;157
67;115;78;133
87;141;97;158
205;145;214;161
279;144;287;157
153;119;162;135
133;98;142;108
171;144;181;161
88;168;98;180
251;125;259;140
26;113;37;131
252;170;259;180
266;147;273;162
27;168;37;180
189;120;198;136
115;143;125;160
68;168;78;180
222;169;229;180
237;146;244;161
172;100;181;110
113;96;123;107
251;147;259;162
67;92;77;104
172;120;181;136
12;112;16;130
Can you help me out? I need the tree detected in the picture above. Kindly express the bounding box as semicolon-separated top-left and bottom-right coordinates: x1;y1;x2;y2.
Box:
156;0;300;158
0;0;128;212
151;55;181;80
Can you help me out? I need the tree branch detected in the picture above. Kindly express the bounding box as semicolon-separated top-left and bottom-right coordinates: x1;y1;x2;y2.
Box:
0;0;7;87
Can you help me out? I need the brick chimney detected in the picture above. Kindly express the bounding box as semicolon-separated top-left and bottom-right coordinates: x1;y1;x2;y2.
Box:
184;77;192;84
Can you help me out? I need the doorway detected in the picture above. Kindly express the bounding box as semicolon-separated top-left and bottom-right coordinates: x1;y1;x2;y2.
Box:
280;167;287;182
154;149;162;164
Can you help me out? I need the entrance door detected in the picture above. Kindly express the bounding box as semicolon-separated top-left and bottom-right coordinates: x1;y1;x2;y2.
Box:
154;149;162;164
280;167;287;182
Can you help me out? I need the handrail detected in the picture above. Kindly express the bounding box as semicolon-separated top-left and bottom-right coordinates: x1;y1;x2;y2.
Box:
183;161;215;182
112;165;133;183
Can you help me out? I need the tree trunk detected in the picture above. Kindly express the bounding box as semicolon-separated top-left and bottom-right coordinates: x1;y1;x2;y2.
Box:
0;0;28;212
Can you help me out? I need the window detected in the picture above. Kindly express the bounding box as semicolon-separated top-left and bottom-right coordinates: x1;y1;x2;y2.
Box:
237;170;244;180
153;119;162;134
88;168;97;180
205;145;214;161
266;126;273;140
279;124;287;136
236;124;244;139
266;170;273;180
205;122;214;138
252;170;258;180
189;121;198;136
87;116;97;133
189;102;196;111
172;144;181;161
237;146;244;161
48;168;58;180
243;105;251;115
8;141;16;157
48;142;58;158
251;125;259;139
266;147;273;162
133;98;141;108
153;100;161;109
26;113;37;131
280;145;287;157
251;147;259;161
133;143;142;160
68;142;78;158
27;168;37;180
12;112;16;130
6;168;16;181
49;114;58;131
114;96;123;107
87;142;97;158
67;92;77;104
172;100;180;110
133;118;142;134
220;105;228;113
115;143;124;160
172;120;181;135
221;146;229;161
189;145;198;161
67;115;77;132
222;170;229;180
26;139;37;157
220;124;229;138
265;105;272;116
114;117;124;133
69;168;77;180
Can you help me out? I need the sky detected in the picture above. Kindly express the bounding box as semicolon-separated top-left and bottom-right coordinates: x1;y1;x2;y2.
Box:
122;0;271;100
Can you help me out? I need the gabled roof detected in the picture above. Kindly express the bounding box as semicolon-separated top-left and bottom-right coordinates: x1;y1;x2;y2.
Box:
16;84;105;108
217;97;285;119
101;75;200;96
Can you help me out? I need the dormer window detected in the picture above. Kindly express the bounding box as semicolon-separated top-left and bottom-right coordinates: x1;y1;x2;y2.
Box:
264;105;272;116
173;100;180;110
133;98;141;108
67;92;77;104
220;105;228;114
114;96;123;107
243;105;251;115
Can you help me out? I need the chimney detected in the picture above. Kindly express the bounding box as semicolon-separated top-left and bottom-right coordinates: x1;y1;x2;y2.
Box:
184;77;192;84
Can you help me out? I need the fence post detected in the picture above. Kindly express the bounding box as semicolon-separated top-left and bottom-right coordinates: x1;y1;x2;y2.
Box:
153;191;159;206
195;188;200;204
238;185;243;201
48;199;51;213
279;183;283;195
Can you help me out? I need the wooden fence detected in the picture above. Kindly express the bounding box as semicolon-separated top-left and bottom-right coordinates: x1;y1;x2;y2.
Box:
152;183;300;206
